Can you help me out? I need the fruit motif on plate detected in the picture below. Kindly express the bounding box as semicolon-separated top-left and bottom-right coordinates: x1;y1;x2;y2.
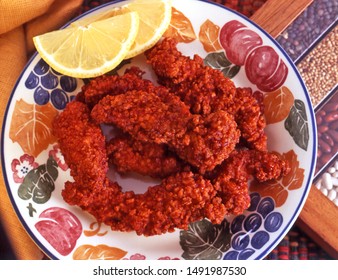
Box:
220;20;262;66
25;58;78;109
219;20;288;92
223;193;283;260
35;207;82;256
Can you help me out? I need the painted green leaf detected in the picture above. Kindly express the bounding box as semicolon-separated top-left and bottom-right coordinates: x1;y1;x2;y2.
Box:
284;99;309;151
46;156;59;181
18;156;58;204
27;203;37;217
204;52;240;79
180;218;232;260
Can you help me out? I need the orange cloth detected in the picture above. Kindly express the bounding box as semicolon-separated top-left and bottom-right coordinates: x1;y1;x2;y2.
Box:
0;0;82;260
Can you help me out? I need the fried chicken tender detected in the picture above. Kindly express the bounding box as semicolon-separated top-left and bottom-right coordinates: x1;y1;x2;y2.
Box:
53;40;291;237
92;89;191;143
177;111;240;173
52;101;108;189
231;88;267;151
146;38;267;151
212;150;290;215
54;101;226;236
64;172;225;236
107;134;187;178
91;89;240;173
102;172;226;236
77;67;156;108
145;38;236;115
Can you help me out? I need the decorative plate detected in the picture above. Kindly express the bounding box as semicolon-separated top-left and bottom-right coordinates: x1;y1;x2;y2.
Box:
1;0;316;260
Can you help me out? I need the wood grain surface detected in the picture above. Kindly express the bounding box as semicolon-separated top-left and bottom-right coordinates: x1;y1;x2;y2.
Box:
297;186;338;259
251;0;313;38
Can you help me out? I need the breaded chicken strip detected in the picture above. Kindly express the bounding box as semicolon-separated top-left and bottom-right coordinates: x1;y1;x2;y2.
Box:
77;67;157;108
54;101;226;236
145;38;236;115
92;89;191;143
91;90;240;173
212;149;290;215
107;134;187;178
146;38;267;151
62;170;225;236
230;87;267;151
53;101;108;187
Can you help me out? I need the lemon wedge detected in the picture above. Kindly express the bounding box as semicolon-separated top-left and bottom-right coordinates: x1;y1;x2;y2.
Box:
116;0;172;58
33;12;139;78
71;0;172;59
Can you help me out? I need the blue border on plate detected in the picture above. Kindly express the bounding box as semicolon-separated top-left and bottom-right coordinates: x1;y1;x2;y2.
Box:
0;0;317;260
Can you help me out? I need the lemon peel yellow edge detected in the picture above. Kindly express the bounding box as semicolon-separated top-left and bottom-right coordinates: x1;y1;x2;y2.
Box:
33;12;140;79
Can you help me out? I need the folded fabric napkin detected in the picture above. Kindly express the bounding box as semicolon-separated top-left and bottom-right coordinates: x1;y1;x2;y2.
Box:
0;0;82;260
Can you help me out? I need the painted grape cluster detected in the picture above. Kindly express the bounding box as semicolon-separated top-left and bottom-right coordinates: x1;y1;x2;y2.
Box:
223;192;283;260
25;58;78;110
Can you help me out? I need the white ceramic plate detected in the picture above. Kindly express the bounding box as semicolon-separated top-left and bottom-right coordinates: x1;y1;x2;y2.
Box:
1;0;316;260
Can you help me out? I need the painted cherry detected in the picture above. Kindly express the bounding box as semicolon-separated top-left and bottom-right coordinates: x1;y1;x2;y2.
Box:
35;207;82;256
220;20;262;65
245;45;288;92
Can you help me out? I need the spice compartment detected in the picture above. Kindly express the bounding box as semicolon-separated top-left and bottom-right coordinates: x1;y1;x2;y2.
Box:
314;154;338;207
315;88;338;174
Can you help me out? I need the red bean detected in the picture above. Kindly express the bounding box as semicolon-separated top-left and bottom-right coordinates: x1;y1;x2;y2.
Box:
319;138;332;154
317;148;322;158
325;112;338;123
325;102;338;112
322;132;335;147
314;92;338;173
334;143;338;154
318;125;329;133
318;110;326;117
330;121;338;130
316;115;323;125
321;154;333;165
327;130;338;141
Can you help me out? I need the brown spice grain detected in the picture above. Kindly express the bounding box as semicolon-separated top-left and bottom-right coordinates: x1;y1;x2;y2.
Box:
297;26;338;106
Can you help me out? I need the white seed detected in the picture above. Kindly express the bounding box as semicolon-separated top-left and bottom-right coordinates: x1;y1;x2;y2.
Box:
335;161;338;170
315;179;322;189
328;189;337;201
332;177;338;187
328;167;336;174
333;171;338;178
322;172;333;190
321;187;328;196
333;198;338;207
